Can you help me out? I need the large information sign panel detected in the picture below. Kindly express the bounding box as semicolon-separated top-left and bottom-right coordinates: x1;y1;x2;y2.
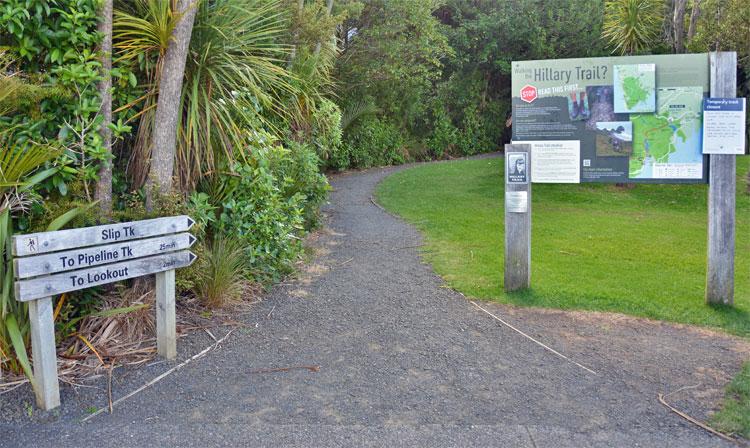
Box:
512;53;710;183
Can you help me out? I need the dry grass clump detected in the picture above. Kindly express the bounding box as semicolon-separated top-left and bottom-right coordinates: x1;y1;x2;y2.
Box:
0;275;258;392
59;282;157;371
0;236;264;392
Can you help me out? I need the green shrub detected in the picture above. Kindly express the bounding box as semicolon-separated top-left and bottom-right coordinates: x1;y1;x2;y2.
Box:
216;142;305;282
273;141;330;229
184;132;329;285
1;0;139;199
342;118;407;169
311;98;343;164
427;109;458;159
186;192;218;238
456;106;490;156
328;144;352;171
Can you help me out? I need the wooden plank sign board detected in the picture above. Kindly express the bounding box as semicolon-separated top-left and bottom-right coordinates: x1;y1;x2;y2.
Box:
15;233;196;279
12;216;198;411
15;250;196;302
12;215;195;257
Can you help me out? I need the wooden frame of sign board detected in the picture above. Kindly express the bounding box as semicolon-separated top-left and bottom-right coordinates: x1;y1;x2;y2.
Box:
705;52;738;305
12;215;197;410
505;52;739;307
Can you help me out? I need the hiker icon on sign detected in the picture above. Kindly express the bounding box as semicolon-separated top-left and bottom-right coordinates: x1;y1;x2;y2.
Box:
27;238;38;253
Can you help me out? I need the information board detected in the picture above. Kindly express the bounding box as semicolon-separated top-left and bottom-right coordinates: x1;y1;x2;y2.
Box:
512;53;710;183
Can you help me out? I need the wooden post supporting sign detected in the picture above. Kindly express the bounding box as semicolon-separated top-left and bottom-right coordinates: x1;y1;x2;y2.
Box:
156;269;177;359
28;297;60;410
706;52;737;305
504;143;532;292
12;215;197;410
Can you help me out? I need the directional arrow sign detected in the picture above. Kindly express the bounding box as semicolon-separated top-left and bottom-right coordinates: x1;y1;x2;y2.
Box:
15;250;197;302
14;233;196;279
12;215;196;257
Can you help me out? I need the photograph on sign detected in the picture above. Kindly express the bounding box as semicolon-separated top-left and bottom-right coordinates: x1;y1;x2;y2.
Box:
511;53;709;183
595;122;632;157
702;98;747;155
505;191;528;213
567;90;590;121
513;140;580;183
506;152;528;184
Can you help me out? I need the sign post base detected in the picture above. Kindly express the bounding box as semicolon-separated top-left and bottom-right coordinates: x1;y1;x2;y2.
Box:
156;269;177;360
29;296;60;411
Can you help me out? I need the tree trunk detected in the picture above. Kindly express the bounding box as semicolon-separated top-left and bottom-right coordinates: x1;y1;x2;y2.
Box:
673;0;687;53
664;0;675;49
145;0;199;210
313;0;335;56
686;0;701;42
94;0;113;215
287;0;305;69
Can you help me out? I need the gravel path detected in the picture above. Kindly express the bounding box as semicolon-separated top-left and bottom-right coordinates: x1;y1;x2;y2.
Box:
2;162;749;447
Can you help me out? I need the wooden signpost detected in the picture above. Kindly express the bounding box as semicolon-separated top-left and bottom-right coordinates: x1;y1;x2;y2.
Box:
504;144;531;292
12;215;197;410
14;233;196;280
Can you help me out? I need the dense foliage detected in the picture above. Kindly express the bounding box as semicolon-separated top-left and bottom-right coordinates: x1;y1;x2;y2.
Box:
0;0;133;202
331;0;610;167
0;0;331;378
332;0;748;169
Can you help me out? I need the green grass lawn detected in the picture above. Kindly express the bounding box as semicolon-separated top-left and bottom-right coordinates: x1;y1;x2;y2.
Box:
711;361;750;439
376;156;750;337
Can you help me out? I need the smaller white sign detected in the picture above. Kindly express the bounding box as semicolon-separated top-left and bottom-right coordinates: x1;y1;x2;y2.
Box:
512;140;580;183
702;98;746;155
505;191;528;213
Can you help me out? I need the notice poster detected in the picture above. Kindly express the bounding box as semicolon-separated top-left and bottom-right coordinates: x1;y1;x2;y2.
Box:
513;140;580;183
506;152;529;184
702;98;747;155
512;53;709;183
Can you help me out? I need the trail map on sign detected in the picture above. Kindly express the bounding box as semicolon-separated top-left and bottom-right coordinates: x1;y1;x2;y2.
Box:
614;64;656;113
629;87;704;179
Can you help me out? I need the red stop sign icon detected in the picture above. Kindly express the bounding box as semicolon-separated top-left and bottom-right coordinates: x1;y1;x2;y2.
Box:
520;85;537;103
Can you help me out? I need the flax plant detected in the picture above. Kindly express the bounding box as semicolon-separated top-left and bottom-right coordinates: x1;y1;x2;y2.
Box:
0;132;60;384
602;0;663;55
115;0;297;191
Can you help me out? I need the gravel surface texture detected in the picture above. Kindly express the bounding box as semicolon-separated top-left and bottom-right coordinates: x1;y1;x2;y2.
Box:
2;159;749;447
